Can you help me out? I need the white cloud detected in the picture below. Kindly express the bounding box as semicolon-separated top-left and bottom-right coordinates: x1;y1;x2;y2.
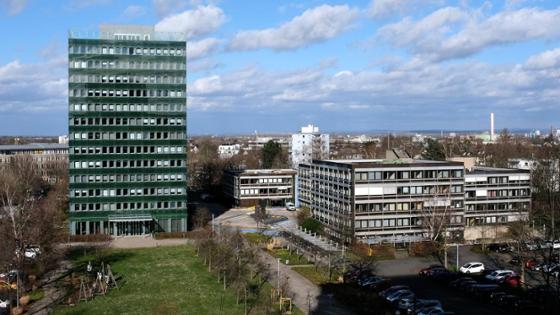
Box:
368;0;444;18
1;0;28;15
378;6;560;61
229;4;358;51
0;57;67;113
525;48;560;69
122;5;146;19
155;5;226;39
152;0;188;17
187;38;221;60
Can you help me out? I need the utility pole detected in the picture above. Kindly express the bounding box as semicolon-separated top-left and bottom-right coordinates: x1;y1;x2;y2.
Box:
277;258;280;296
456;243;459;268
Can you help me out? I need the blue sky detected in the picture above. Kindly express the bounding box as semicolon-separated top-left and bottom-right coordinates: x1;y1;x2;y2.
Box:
1;0;560;135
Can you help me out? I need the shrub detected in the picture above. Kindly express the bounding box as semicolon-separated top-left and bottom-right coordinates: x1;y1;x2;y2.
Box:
409;241;438;257
68;234;112;243
301;218;323;235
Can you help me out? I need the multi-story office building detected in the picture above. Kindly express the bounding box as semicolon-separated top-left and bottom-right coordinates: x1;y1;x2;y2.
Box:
0;143;68;182
299;159;465;243
464;167;531;226
68;25;187;236
290;124;329;169
299;159;532;244
224;169;297;207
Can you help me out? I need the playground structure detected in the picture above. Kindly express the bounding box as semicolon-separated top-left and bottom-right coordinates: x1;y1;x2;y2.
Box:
75;261;119;304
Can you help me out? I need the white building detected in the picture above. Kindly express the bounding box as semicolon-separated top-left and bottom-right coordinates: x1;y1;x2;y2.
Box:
290;124;329;169
218;144;241;159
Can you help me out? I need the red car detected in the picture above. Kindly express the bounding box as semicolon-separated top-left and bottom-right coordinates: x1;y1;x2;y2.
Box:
525;259;538;270
419;265;445;276
501;275;520;287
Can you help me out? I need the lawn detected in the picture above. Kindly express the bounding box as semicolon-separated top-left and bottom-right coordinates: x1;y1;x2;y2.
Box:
269;248;311;266
291;266;340;285
55;246;256;315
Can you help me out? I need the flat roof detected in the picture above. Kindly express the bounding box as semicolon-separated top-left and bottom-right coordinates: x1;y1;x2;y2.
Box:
466;166;530;175
316;159;464;168
0;143;68;152
226;168;297;176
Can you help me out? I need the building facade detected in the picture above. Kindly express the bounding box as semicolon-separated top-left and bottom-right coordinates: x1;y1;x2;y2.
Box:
299;159;465;243
224;169;297;207
299;159;532;244
218;144;241;159
290;124;329;169
0;143;68;182
68;25;187;236
464;167;531;226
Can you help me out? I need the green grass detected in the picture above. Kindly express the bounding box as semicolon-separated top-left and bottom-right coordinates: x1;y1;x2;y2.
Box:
54;246;254;315
291;266;340;286
243;233;271;246
269;249;311;266
28;289;44;302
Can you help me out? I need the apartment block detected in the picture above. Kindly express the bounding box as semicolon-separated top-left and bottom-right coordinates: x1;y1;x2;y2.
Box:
299;159;465;243
68;25;187;236
290;124;329;169
224;169;297;207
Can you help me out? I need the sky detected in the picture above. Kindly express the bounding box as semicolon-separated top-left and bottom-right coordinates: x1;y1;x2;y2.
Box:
0;0;560;135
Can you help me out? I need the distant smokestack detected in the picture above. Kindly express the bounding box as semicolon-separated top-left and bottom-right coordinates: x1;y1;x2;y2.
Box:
490;112;495;141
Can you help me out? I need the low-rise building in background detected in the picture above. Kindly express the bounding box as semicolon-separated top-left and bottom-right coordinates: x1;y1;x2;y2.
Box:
224;168;296;207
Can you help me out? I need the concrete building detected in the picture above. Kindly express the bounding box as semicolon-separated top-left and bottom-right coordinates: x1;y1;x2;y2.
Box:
299;159;532;244
68;25;187;236
299;159;465;244
0;143;68;182
218;144;241;159
290;124;329;169
224;169;297;207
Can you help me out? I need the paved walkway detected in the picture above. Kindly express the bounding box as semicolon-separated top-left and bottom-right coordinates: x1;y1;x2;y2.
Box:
65;236;192;249
258;250;352;315
27;260;73;315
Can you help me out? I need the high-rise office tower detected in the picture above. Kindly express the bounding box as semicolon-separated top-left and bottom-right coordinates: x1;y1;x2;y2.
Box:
68;25;187;236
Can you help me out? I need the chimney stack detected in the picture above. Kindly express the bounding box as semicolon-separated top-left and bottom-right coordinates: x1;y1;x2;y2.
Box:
490;112;495;141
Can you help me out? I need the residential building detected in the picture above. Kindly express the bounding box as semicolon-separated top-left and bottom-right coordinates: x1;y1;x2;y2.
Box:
68;25;187;236
299;159;465;244
224;169;297;207
0;143;68;182
290;124;329;169
218;144;241;159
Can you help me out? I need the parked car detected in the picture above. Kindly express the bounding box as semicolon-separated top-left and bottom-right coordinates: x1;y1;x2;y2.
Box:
500;275;520;287
458;280;478;292
470;284;500;299
485;270;516;282
418;265;445;277
553;240;560;250
24;245;41;259
285;202;296;211
357;275;382;287
525;242;540;251
431;271;459;284
459;262;485;274
416;306;445;315
524;258;538;270
488;243;511;253
379;285;409;299
449;277;473;288
386;289;415;305
404;299;441;315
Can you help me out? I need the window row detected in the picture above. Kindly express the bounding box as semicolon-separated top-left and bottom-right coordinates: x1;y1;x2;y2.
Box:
356;218;411;228
70;103;185;112
70;117;184;127
356;169;463;181
71;159;185;169
69;45;184;56
69;74;184;84
70;59;185;71
71;131;185;140
71;187;185;198
71;145;184;155
396;185;463;195
69;173;185;184
466;202;529;211
240;177;291;185
356;202;424;213
240;188;292;196
71;200;185;212
466;216;508;226
69;88;184;98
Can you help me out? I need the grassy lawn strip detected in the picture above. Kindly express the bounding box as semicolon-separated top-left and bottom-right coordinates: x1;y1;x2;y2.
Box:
56;245;306;315
269;248;311;266
243;233;271;246
291;266;340;286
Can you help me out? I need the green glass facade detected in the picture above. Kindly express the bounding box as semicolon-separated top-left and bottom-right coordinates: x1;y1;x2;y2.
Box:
68;25;187;235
